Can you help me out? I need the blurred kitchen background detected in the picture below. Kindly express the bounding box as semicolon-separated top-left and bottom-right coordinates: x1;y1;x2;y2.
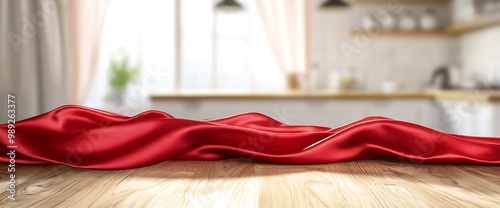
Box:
1;0;500;136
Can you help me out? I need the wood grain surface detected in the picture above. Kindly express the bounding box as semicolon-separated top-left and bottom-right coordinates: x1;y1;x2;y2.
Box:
1;160;499;208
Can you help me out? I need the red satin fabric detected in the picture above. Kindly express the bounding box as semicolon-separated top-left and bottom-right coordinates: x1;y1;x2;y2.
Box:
1;105;499;169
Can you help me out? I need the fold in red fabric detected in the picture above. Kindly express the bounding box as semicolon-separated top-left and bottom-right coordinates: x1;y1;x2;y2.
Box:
1;105;499;169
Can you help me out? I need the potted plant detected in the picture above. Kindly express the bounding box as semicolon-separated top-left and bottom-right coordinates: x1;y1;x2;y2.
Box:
106;53;139;105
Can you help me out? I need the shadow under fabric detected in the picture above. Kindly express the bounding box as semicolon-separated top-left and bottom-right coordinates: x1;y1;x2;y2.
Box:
1;105;499;169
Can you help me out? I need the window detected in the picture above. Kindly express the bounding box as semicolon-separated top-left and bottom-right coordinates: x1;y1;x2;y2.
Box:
87;0;284;106
179;0;283;91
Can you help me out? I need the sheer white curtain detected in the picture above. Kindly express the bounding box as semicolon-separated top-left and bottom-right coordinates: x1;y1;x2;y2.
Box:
84;0;175;111
254;0;310;75
66;0;110;104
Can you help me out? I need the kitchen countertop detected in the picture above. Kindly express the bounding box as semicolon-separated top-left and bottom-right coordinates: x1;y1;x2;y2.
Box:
150;90;500;102
431;90;500;102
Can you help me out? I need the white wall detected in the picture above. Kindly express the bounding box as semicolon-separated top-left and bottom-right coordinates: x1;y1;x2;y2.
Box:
312;1;454;90
459;25;500;85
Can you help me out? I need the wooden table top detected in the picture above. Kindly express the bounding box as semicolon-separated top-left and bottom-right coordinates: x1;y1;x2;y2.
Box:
1;160;499;207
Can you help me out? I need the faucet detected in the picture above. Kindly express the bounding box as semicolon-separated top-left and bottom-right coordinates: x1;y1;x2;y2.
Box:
429;66;454;90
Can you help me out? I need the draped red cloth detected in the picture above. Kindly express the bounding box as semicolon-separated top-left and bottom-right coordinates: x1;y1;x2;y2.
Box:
1;105;499;169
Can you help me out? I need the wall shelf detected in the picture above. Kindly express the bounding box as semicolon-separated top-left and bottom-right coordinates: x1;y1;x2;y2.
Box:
350;12;500;37
348;0;450;3
349;30;447;36
445;12;500;35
